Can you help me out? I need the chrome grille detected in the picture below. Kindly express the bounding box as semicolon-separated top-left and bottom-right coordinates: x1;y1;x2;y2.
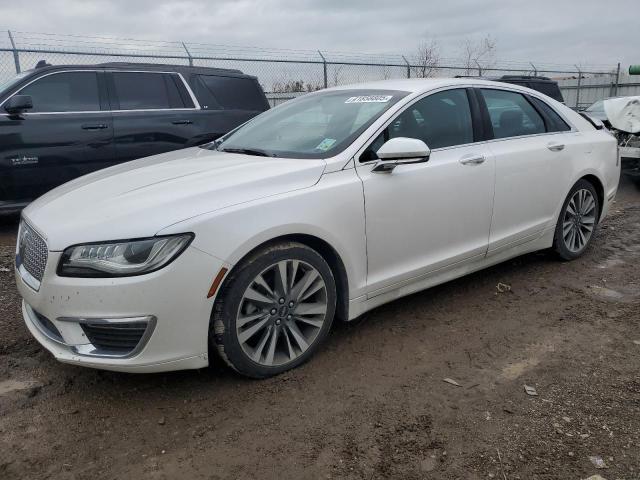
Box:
18;221;48;282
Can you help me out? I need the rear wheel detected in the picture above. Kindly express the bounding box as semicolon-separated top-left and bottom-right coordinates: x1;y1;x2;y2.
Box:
553;179;599;260
211;242;336;378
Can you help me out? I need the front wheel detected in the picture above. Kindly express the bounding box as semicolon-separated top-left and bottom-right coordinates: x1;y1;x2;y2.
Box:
553;179;600;260
211;242;337;378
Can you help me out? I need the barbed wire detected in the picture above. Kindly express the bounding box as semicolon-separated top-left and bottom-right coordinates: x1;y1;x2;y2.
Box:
0;28;618;74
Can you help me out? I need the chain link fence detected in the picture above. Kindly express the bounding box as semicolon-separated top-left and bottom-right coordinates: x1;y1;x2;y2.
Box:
0;30;630;110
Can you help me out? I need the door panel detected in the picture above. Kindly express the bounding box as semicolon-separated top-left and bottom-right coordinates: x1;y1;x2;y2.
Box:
0;71;114;204
111;111;200;162
485;135;570;251
0;113;114;203
478;88;573;253
356;88;494;296
358;146;494;294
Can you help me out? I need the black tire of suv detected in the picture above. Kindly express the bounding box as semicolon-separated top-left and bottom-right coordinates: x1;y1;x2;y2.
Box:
210;241;337;379
553;179;600;261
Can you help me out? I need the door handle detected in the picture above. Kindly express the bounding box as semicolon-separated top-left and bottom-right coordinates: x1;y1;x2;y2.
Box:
172;119;193;125
547;142;565;152
81;124;108;130
459;155;485;166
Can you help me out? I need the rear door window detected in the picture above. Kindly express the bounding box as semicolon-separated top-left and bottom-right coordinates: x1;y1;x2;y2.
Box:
111;72;186;110
197;75;267;111
18;71;100;113
480;89;546;139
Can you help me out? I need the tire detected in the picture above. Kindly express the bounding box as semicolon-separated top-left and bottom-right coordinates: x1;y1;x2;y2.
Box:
211;241;337;378
553;179;600;261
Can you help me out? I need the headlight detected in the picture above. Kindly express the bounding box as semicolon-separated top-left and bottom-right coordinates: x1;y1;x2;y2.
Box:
57;234;193;277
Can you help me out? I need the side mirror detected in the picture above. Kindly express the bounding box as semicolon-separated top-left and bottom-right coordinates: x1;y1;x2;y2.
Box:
4;95;33;115
372;137;431;173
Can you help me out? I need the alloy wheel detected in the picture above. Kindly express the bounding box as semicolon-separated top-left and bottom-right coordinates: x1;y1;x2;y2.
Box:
562;188;596;253
235;259;328;367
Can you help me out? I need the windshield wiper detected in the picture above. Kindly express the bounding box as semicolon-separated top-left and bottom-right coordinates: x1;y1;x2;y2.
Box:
219;147;272;157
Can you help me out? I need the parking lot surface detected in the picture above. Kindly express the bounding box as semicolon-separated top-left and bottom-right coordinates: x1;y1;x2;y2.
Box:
1;179;639;480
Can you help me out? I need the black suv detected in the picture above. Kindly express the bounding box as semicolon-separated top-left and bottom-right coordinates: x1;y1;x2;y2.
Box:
0;62;270;212
455;75;565;103
495;75;565;103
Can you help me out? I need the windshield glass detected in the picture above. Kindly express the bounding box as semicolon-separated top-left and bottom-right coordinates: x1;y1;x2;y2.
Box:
0;71;30;93
586;100;604;113
207;89;408;159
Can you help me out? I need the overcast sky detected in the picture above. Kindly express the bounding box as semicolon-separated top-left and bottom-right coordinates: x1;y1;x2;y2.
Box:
0;0;636;69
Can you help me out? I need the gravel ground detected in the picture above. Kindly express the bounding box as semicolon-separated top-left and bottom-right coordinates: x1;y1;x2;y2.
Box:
0;178;639;480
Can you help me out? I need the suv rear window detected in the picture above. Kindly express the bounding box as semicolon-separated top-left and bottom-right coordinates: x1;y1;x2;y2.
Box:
111;72;187;110
528;82;564;103
197;75;267;111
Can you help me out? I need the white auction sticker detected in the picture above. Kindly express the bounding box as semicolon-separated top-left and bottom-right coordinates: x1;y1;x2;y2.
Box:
345;95;393;104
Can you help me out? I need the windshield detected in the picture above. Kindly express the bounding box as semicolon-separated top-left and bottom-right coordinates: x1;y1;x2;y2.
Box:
207;89;408;159
586;100;604;113
0;71;30;93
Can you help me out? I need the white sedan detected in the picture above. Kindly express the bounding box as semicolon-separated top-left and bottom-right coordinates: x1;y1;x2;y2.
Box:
16;78;619;378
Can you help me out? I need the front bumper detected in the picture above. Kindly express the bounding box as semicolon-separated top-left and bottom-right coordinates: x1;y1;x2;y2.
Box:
17;246;227;373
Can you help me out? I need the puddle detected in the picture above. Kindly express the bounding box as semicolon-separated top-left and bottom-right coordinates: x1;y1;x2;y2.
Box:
597;258;625;270
586;285;640;303
0;379;38;396
589;285;625;300
501;343;556;380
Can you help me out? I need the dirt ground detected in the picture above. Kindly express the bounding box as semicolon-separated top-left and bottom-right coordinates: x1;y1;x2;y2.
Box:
0;178;639;480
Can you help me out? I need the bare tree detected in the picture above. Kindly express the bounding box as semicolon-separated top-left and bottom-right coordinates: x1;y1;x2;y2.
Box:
382;64;391;80
331;64;345;87
460;35;497;75
411;40;440;78
271;79;307;93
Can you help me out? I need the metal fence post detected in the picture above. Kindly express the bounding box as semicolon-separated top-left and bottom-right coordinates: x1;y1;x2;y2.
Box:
402;55;411;78
318;50;327;88
575;66;582;110
7;30;20;73
181;42;193;66
611;62;621;97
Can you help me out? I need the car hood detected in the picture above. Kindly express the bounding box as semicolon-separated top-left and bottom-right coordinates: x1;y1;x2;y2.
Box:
24;147;326;251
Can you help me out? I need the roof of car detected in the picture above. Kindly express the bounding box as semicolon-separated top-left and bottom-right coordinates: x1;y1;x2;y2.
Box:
23;61;254;79
326;77;542;95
